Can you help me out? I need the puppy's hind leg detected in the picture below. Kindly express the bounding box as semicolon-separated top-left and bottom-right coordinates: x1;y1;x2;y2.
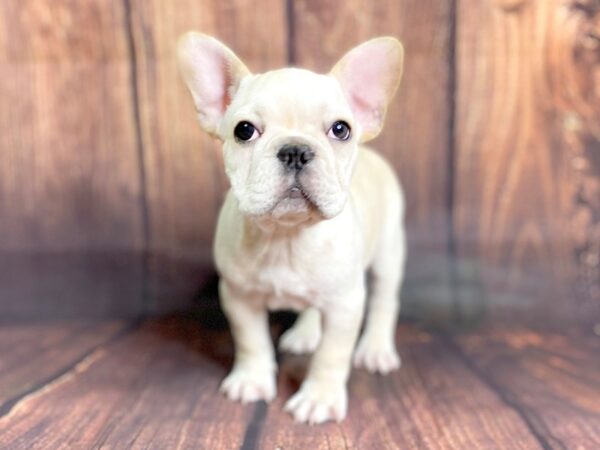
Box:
354;225;406;374
279;307;321;354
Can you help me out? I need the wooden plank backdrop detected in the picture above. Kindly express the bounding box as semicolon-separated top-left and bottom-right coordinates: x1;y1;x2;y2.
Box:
454;0;600;327
0;0;598;327
0;0;146;318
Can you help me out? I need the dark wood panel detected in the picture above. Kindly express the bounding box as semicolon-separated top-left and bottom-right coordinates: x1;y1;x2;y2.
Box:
0;321;125;409
454;0;600;325
0;251;145;319
0;318;573;449
128;0;288;314
290;0;455;321
455;328;600;448
0;0;145;317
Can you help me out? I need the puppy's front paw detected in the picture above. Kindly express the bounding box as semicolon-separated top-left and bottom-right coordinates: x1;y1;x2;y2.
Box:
284;380;347;424
278;325;321;354
220;367;276;404
353;336;401;374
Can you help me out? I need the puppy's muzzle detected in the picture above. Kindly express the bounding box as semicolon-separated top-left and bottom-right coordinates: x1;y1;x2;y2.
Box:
277;144;315;171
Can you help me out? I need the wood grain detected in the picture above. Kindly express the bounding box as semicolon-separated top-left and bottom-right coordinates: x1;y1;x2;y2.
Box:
6;318;596;449
290;0;455;321
259;327;541;449
1;0;599;326
0;0;145;317
0;321;126;409
0;318;251;449
455;327;600;448
454;0;600;326
127;0;288;313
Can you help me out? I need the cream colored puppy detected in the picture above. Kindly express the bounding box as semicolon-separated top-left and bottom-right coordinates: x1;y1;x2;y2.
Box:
177;33;406;424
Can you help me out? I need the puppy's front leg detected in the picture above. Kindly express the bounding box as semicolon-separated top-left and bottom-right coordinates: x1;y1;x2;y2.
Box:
284;282;365;424
219;280;276;403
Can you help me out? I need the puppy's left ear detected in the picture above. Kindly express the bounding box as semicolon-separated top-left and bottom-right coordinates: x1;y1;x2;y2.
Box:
177;32;251;136
330;37;404;142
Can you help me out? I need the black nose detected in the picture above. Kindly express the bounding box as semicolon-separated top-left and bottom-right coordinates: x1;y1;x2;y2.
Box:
277;144;314;171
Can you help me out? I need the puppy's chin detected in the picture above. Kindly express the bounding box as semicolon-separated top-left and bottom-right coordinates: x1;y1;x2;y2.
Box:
237;183;347;228
238;186;322;228
267;188;321;226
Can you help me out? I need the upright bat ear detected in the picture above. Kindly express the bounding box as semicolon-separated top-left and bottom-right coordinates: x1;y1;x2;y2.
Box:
177;32;251;135
330;37;404;142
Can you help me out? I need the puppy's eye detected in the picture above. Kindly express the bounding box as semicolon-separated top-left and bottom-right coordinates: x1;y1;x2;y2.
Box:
327;121;351;141
234;121;260;142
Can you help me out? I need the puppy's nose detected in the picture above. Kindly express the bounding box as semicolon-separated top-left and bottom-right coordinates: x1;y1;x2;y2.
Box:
277;144;314;171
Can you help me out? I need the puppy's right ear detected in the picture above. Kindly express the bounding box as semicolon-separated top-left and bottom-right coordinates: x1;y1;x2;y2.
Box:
177;32;250;135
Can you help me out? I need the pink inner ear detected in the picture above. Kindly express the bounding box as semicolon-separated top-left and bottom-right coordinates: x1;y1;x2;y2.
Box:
194;43;234;118
341;46;391;113
178;33;250;133
335;42;400;137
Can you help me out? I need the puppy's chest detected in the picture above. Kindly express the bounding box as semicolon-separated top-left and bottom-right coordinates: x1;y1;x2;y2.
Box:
225;241;319;310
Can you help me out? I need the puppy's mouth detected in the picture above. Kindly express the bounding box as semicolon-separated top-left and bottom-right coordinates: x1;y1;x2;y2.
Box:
269;182;318;220
285;185;311;202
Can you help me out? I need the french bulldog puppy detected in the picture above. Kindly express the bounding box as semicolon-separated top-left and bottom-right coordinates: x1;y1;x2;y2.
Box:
177;33;406;424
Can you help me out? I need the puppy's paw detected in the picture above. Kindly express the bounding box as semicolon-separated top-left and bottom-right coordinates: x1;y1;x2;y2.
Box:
220;367;276;404
279;325;321;354
284;380;347;424
353;336;401;374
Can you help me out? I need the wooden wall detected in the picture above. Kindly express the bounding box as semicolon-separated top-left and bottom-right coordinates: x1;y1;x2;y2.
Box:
454;0;600;328
0;0;598;328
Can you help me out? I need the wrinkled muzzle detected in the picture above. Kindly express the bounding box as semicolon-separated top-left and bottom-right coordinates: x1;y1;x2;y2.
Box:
229;135;351;222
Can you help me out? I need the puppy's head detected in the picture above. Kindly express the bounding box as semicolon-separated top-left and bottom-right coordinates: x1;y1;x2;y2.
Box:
177;33;403;226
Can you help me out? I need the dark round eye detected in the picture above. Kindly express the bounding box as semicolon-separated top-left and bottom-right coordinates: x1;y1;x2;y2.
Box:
234;121;259;142
328;121;351;141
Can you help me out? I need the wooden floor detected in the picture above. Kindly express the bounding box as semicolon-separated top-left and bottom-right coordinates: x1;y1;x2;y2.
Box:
0;316;598;449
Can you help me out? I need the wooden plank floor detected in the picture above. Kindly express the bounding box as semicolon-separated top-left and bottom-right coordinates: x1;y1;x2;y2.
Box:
0;317;598;449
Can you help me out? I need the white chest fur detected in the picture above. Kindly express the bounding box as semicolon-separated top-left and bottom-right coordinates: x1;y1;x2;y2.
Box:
214;196;363;311
232;238;318;310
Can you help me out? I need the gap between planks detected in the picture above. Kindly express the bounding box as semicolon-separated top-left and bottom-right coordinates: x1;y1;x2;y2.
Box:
0;320;142;420
442;336;565;450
